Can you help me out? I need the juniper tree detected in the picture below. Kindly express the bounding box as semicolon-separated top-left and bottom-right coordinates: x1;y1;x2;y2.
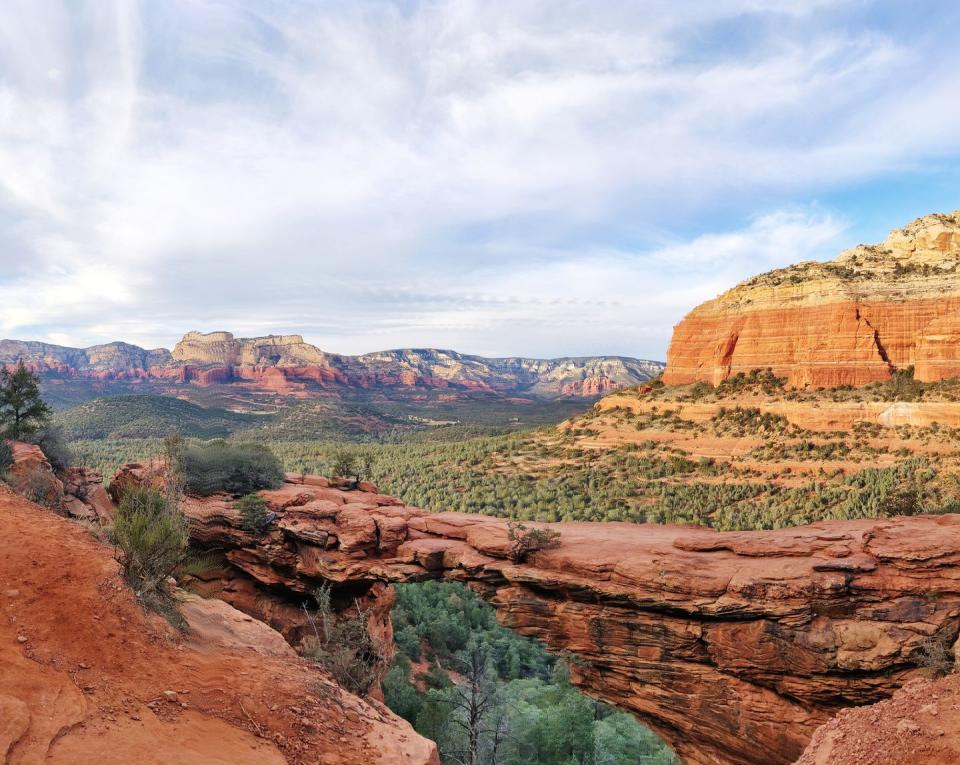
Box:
0;361;51;440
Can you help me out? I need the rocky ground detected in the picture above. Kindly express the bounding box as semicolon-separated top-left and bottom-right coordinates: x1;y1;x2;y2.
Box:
797;676;960;764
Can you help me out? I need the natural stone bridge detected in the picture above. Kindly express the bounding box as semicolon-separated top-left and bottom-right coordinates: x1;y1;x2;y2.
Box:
111;466;960;765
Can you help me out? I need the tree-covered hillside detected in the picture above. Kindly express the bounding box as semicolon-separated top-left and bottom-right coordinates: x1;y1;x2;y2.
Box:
383;581;676;765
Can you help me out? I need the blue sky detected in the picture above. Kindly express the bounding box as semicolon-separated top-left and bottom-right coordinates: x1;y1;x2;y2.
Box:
1;1;959;360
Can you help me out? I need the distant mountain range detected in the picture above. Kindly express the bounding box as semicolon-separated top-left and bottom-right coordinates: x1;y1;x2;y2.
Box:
0;331;663;399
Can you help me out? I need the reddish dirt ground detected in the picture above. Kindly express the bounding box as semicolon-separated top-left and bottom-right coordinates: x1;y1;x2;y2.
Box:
796;675;960;765
0;485;437;765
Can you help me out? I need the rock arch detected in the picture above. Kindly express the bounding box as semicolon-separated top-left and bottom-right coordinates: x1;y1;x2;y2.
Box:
111;465;960;765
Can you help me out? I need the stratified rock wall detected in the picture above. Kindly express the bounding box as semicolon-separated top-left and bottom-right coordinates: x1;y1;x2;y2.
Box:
110;465;960;765
664;212;960;387
0;331;663;398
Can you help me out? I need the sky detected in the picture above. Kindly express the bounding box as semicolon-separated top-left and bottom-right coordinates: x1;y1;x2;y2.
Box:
1;1;960;361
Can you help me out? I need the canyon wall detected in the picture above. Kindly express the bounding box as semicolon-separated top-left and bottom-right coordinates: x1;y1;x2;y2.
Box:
110;465;960;765
664;212;960;387
0;332;663;398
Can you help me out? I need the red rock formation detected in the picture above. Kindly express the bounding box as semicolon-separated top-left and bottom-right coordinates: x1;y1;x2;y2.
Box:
0;333;663;398
5;441;113;521
664;212;960;387
560;375;622;396
108;465;960;765
0;483;438;765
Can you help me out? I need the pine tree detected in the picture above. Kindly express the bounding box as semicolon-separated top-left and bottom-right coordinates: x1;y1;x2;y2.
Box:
0;361;51;440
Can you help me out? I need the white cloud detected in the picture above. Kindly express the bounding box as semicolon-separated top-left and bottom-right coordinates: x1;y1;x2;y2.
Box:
0;1;956;357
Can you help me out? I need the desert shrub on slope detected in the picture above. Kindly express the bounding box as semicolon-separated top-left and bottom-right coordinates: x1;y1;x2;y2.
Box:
112;484;189;613
181;440;284;495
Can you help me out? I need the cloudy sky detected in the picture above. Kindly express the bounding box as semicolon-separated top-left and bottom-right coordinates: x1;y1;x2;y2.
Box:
1;1;959;360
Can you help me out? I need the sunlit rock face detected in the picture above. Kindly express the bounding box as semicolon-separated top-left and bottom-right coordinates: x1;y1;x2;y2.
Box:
0;330;663;398
110;463;960;765
664;212;960;388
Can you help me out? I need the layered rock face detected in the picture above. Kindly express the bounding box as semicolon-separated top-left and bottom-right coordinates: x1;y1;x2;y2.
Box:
1;331;663;398
664;212;960;387
6;441;113;522
109;465;960;765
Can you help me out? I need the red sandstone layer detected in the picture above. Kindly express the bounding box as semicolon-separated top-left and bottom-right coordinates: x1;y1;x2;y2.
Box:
107;464;960;765
663;212;960;387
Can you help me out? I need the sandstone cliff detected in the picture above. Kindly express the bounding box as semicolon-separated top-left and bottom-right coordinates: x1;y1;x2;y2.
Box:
664;212;960;387
0;331;662;399
108;465;960;765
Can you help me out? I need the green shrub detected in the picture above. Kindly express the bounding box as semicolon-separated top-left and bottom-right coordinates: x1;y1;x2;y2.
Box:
329;449;359;480
0;439;12;475
235;493;269;532
112;485;189;603
182;440;283;496
29;426;72;474
506;521;561;563
19;465;61;509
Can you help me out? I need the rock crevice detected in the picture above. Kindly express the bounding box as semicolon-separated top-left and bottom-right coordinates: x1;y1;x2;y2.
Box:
664;211;960;387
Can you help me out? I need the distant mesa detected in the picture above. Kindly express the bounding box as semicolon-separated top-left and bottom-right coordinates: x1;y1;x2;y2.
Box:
0;330;663;399
664;211;960;388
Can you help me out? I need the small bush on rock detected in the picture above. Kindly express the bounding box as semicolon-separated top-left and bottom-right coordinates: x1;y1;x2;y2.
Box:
506;521;561;563
182;440;283;496
329;449;359;480
917;631;957;678
20;465;61;509
235;493;269;533
29;426;72;474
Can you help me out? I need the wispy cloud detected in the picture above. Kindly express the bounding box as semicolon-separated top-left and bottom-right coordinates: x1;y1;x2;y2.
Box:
0;1;957;357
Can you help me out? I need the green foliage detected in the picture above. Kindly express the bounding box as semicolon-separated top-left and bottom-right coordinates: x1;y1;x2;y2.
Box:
19;465;61;509
0;361;52;440
71;433;946;532
182;440;284;496
29;426;72;474
506;521;561;563
235;493;269;532
329;449;359;480
55;395;256;439
112;485;189;605
712;406;794;437
54;388;593;444
386;582;676;765
383;656;423;723
715;368;787;397
0;439;12;475
888;365;924;401
393;581;551;678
